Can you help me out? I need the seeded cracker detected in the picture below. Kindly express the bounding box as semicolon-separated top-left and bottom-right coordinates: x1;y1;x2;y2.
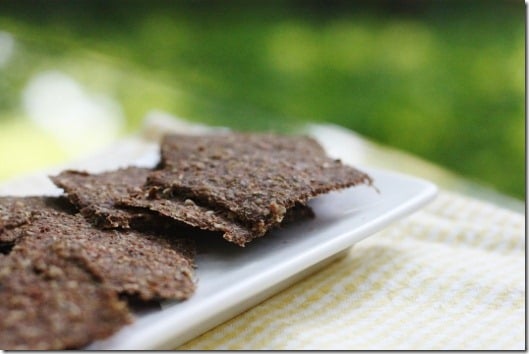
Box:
120;191;314;246
50;165;314;246
119;193;254;246
0;196;73;244
50;167;257;245
0;194;196;349
149;133;372;236
0;246;131;350
0;196;37;230
16;206;196;301
50;167;155;229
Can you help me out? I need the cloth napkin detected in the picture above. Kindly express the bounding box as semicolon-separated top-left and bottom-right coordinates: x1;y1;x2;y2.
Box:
178;189;524;350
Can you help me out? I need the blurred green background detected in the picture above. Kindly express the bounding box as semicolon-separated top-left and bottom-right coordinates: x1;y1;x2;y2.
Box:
0;0;525;200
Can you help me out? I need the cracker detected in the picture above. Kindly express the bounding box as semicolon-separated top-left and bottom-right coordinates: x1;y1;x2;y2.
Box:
50;167;154;229
50;167;257;245
150;133;372;235
51;167;256;245
0;246;131;350
0;196;73;243
119;193;253;246
1;196;43;243
15;209;196;301
120;192;314;246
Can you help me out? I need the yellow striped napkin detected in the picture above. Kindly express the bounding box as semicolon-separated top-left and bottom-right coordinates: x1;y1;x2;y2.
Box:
179;190;524;350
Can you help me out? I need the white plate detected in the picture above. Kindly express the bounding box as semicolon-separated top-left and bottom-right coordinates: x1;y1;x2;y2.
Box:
0;138;437;350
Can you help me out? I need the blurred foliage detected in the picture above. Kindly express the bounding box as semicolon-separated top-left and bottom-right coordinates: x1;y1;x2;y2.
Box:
0;0;525;199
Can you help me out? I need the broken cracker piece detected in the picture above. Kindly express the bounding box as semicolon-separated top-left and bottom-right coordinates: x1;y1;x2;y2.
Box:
149;133;372;236
50;167;154;229
0;246;131;350
14;209;196;301
0;196;74;244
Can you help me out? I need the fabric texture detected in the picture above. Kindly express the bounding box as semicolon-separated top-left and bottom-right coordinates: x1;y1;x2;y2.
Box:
179;190;525;350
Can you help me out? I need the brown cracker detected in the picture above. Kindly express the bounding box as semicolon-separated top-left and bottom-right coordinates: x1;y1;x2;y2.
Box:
1;194;196;349
150;133;372;235
120;192;314;246
0;246;131;350
50;167;259;246
119;193;254;246
50;167;154;229
15;207;196;301
0;196;73;243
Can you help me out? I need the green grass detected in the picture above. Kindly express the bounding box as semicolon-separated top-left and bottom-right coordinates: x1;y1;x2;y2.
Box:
0;0;524;199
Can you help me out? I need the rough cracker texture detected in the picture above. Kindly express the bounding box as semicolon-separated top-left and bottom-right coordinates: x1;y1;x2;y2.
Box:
1;196;46;243
0;196;73;243
50;167;155;229
0;246;131;350
0;196;37;229
150;133;372;235
120;193;314;246
51;166;262;246
158;132;328;169
120;194;253;246
50;155;318;246
15;208;196;301
0;195;196;349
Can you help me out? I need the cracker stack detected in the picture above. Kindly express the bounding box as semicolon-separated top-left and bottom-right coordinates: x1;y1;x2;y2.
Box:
0;132;372;349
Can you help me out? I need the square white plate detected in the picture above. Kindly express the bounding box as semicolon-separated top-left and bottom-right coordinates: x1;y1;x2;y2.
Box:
0;137;437;350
